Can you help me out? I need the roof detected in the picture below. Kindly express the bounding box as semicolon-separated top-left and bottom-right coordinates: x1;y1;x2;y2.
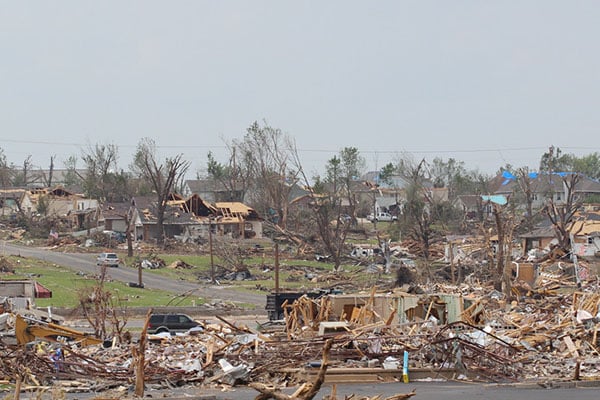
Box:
495;172;600;195
215;202;259;218
519;225;556;239
185;179;245;193
457;195;481;208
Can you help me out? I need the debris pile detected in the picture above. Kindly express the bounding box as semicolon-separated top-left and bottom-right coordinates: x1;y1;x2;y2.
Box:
0;271;599;396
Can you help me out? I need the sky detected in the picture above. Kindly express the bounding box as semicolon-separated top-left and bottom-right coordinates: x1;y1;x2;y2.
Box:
1;1;600;179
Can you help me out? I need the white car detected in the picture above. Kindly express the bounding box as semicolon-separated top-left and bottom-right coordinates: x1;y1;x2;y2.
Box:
367;212;398;222
96;252;120;267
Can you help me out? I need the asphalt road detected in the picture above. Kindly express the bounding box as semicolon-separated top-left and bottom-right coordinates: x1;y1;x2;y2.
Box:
0;241;265;309
197;381;600;400
62;381;600;400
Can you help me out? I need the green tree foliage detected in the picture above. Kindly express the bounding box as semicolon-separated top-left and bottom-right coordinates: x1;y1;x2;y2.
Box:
430;157;490;200
205;149;250;202
569;153;600;180
0;147;12;187
539;146;572;174
299;147;365;272
378;162;396;187
80;144;132;202
11;155;37;187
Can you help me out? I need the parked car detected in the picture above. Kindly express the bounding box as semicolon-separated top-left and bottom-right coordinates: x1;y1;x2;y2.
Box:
147;313;200;334
96;252;120;267
366;212;398;222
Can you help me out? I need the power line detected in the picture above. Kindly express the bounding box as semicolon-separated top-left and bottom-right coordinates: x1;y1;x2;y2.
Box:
1;139;591;155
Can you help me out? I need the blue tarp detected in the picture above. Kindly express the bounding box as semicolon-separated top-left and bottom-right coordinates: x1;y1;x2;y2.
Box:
481;195;508;206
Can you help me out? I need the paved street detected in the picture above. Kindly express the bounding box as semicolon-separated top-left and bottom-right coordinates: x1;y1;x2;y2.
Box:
0;241;265;308
62;381;600;400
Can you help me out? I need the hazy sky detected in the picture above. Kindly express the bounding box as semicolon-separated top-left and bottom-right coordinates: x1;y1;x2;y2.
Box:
1;2;599;178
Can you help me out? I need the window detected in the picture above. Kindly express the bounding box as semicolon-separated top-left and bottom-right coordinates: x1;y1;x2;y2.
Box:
556;192;562;201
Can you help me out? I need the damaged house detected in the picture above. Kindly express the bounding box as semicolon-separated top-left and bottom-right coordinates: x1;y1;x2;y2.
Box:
569;213;600;258
101;194;262;243
28;186;99;231
182;179;246;203
214;202;263;239
494;172;600;209
0;189;32;219
327;291;469;326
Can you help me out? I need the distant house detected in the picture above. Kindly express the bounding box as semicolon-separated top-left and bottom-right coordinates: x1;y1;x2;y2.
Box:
26;186;99;230
26;168;86;189
105;194;262;242
102;199;144;240
361;171;449;217
519;211;600;258
519;224;557;255
183;179;245;202
455;195;494;221
0;189;31;218
214;202;263;239
494;172;600;209
569;214;600;258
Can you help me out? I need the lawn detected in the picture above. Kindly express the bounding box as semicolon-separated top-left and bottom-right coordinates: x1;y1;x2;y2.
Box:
122;252;347;289
1;256;202;308
0;247;395;309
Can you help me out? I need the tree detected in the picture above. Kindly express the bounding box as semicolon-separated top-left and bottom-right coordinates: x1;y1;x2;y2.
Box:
571;153;600;180
12;155;38;187
205;149;250;201
539;146;570;174
0;148;12;188
543;173;583;253
378;162;396;186
132;138;190;246
513;167;536;231
305;147;365;271
396;158;441;271
232;121;301;229
489;199;519;296
81;143;132;202
430;158;466;199
63;155;84;188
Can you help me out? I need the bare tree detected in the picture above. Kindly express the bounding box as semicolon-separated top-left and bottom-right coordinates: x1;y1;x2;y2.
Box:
125;197;138;258
514;167;536;231
233;121;301;229
543;173;583;253
399;159;435;261
132;138;190;246
489;199;518;297
205;149;251;202
81;143;120;201
63;155;84;188
38;155;56;187
295;147;364;272
12;155;38;187
78;269;129;343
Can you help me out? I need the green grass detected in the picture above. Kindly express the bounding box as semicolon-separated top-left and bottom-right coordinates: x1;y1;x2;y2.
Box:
2;256;204;308
1;247;396;309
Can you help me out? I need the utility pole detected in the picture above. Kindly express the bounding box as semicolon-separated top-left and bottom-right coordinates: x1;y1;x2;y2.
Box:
209;217;215;284
274;242;279;294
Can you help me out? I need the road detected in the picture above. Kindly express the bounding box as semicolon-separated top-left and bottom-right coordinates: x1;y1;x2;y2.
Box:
0;241;265;309
62;381;600;400
199;381;600;400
